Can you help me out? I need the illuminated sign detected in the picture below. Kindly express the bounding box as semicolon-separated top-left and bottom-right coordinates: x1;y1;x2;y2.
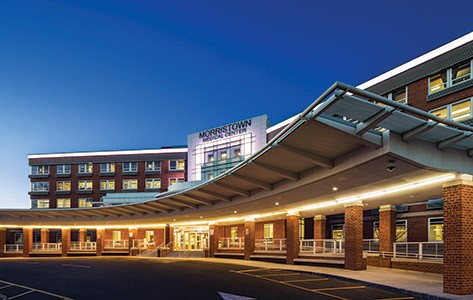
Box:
198;119;252;142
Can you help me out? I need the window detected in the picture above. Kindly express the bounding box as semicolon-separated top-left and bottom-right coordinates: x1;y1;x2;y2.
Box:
429;60;472;94
31;182;49;192
429;218;443;241
299;218;305;239
396;204;408;212
78;163;93;174
430;98;472;122
112;231;121;241
396;220;407;242
427;198;444;210
219;150;228;160
390;86;408;104
100;163;115;173
233;147;241;157
78;180;93;191
169;160;185;171
332;224;344;239
145;178;161;189
169;178;184;186
14;233;22;244
31;165;49;175
373;222;379;239
231;227;238;241
122;162;138;172
123;179;138;190
56;164;71;174
263;224;273;239
146;161;160;172
100;180;115;190
146;231;155;243
78;198;93;208
56;181;71;191
56;198;71;208
31;199;49;208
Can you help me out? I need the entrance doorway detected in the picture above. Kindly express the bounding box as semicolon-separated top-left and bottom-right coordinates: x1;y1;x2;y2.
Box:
173;227;209;251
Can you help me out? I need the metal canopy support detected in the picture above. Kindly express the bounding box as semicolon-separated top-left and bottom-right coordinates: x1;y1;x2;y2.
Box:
178;195;214;206
34;212;59;219
402;121;437;142
121;206;150;215
68;211;94;219
214;182;250;197
167;198;197;209
356;106;396;136
110;207;135;216
277;144;334;169
231;173;273;191
253;161;299;181
151;201;182;212
195;190;231;202
138;203;167;213
438;132;473;150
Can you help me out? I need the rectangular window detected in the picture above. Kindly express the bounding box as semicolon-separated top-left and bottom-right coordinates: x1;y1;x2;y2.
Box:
219;150;228;160
100;180;115;190
122;162;138;172
396;204;408;212
430;106;448;119
429;60;472;94
112;231;121;241
169;178;184;186
56;181;71;191
373;222;379;239
429;218;443;241
145;178;161;189
299;218;305;239
78;198;93;208
145;231;154;243
332;224;344;239
31;182;50;192
427;198;444;210
78;180;93;191
429;71;447;93
31;199;49;208
396;220;407;242
452;61;471;85
232;147;241;158
430;98;472;123
100;163;115;173
169;160;185;171
31;165;49;175
263;224;273;239
14;233;22;244
56;164;71;174
56;198;71;208
78;163;93;174
145;161;160;172
123;179;138;190
230;227;238;241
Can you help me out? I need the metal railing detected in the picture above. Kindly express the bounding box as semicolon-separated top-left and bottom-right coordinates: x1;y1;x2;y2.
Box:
363;239;379;252
104;240;129;249
255;238;286;252
31;243;62;252
394;241;443;259
132;239;156;249
218;237;244;249
4;244;23;253
299;239;344;254
70;242;96;251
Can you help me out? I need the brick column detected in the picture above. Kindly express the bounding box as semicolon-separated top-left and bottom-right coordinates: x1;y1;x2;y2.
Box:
344;202;366;270
244;218;255;260
96;228;104;256
379;204;396;268
40;228;49;244
0;228;6;256
129;228;137;255
313;215;326;239
443;178;473;295
286;212;300;265
22;228;33;257
165;225;173;247
209;224;219;257
61;228;70;257
79;229;87;243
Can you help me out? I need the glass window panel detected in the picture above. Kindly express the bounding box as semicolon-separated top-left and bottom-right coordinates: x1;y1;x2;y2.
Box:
430;107;448;119
392;87;407;104
429;72;447;93
263;224;273;239
452;62;471;85
451;100;471;122
396;220;407;242
78;163;93;173
429;218;443;241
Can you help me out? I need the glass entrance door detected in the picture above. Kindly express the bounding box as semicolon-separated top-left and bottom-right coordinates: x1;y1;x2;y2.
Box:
174;227;209;251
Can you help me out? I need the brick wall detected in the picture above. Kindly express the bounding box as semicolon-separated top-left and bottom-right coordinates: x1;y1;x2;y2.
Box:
255;219;285;239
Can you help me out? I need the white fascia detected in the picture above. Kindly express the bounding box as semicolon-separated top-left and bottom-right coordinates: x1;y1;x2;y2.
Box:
28;148;188;159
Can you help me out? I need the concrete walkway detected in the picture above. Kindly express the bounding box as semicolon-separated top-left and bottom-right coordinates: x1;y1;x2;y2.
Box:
147;257;470;300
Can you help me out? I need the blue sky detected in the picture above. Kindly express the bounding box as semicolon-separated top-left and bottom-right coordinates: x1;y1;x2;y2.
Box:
0;0;472;208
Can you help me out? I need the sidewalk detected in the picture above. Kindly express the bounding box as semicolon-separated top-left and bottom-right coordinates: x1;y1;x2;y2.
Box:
151;257;469;300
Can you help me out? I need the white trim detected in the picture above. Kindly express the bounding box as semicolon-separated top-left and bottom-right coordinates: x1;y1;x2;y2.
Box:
428;217;444;242
266;115;298;134
357;32;473;90
28;148;188;159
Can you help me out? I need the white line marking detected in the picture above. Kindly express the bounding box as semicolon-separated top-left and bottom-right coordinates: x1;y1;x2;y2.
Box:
0;285;12;290
9;290;34;299
218;292;256;300
0;279;73;299
62;264;91;269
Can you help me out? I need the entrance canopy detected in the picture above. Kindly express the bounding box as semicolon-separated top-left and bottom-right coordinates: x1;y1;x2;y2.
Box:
1;83;472;226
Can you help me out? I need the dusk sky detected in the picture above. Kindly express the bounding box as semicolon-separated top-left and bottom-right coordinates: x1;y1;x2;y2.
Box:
1;1;472;208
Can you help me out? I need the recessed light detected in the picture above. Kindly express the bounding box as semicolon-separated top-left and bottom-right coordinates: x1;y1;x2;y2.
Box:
275;202;279;206
332;187;338;191
199;216;203;218
234;211;237;214
173;219;176;221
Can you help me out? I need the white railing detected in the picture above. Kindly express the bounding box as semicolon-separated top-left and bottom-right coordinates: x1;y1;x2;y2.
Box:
363;239;379;252
299;239;344;254
132;239;156;249
394;241;443;259
218;237;244;249
255;238;286;252
4;244;23;253
70;242;96;251
104;240;129;248
31;243;62;252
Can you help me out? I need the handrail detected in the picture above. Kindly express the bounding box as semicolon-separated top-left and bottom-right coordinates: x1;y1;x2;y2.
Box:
394;241;443;259
104;239;129;248
31;243;62;252
255;238;286;252
70;242;96;251
299;239;344;254
218;237;244;249
4;244;23;253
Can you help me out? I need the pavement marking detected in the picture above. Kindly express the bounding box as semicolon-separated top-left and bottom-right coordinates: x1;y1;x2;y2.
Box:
0;285;12;290
259;273;301;277
218;291;256;300
62;264;91;268
0;279;73;299
375;297;415;300
9;290;35;299
281;278;329;283
312;285;366;292
235;268;282;273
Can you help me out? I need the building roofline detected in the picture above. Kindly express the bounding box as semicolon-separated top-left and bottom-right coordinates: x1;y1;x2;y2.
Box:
28;148;188;159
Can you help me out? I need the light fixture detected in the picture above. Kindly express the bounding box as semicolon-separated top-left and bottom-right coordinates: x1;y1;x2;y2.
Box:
332;187;338;191
234;211;237;214
275;202;279;206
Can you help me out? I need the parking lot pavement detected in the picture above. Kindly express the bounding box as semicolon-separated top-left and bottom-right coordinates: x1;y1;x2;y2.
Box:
0;279;72;300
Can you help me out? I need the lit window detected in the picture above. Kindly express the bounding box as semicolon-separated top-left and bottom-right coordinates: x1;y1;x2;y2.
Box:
390;87;407;104
429;60;472;94
430;106;448;119
78;198;93;208
396;220;407;242
123;179;138;190
230;227;238;241
145;178;161;189
169;160;185;171
299;218;305;239
452;62;471;85
56;164;71;174
430;98;472;122
112;231;121;241
122;162;138;172
207;153;215;162
57;198;71;208
427;198;444;210
31;199;49;208
100;163;115;173
263;224;273;239
145;161;160;172
429;218;443;241
220;151;227;160
31;165;49;175
332;224;344;239
169;178;184;186
233;147;241;157
145;231;154;243
78;180;93;191
429;72;447;93
373;222;379;239
100;180;115;190
56;181;71;191
14;233;23;244
78;163;93;174
31;182;49;192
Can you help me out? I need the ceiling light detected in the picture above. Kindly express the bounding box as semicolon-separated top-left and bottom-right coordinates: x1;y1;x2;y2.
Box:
332;187;338;191
275;202;279;206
